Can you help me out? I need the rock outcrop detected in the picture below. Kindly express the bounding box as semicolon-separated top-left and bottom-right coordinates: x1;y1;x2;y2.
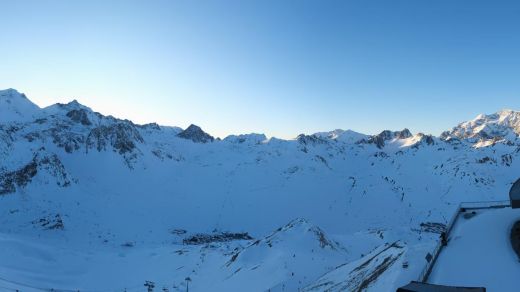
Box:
177;124;214;143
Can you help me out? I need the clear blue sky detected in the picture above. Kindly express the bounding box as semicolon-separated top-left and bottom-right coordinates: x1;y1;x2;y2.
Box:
1;0;520;138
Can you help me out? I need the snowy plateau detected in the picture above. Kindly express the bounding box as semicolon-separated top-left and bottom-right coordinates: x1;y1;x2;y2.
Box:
0;88;519;292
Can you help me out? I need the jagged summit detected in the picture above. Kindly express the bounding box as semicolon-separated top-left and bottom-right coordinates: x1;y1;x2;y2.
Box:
43;98;99;117
2;88;520;150
177;124;215;143
442;109;520;145
361;128;413;149
45;99;93;113
0;88;40;123
43;99;100;126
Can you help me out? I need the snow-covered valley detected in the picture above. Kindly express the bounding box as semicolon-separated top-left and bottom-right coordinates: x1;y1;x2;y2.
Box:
1;88;520;291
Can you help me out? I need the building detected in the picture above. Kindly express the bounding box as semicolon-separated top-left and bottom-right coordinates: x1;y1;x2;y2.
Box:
397;281;486;292
510;178;520;209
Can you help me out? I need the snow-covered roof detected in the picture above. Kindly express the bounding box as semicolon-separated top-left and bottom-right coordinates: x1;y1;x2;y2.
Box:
429;208;520;291
398;281;485;292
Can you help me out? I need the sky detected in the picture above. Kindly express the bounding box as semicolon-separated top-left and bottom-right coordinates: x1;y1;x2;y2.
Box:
1;0;520;139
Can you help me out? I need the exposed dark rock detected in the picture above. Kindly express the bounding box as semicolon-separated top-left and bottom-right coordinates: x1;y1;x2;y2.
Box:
169;228;187;235
183;232;253;245
312;226;337;249
0;160;37;195
66;109;92;126
374;151;389;158
423;134;434;145
314;155;330;168
23;132;40;142
418;222;446;234
411;134;435;149
439;131;451;140
364;129;413;149
38;153;71;187
502;154;513;166
2;125;20;137
121;241;136;247
368;135;386;149
138;123;161;131
32;214;64;230
177;124;214;143
366;130;393;149
0;152;70;195
476;156;496;164
297;134;328;146
396;128;412;139
48;126;85;153
356;242;404;291
86;122;144;154
284;166;299;174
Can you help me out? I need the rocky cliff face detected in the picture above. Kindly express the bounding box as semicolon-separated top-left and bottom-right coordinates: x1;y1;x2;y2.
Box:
361;129;413;149
177;124;214;143
0;149;70;195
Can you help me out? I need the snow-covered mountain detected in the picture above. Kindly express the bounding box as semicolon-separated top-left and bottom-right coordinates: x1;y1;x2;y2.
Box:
441;109;520;146
1;88;520;291
0;88;40;123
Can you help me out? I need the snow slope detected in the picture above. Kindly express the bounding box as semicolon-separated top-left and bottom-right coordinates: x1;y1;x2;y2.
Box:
1;88;520;291
0;89;40;123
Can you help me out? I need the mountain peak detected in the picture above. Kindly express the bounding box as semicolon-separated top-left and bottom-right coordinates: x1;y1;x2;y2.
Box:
177;124;215;143
1;88;22;96
362;128;414;149
45;99;93;113
0;88;29;102
443;109;520;144
498;108;515;115
0;88;40;124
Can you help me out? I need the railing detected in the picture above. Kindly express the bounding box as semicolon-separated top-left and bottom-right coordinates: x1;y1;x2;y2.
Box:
416;203;459;283
459;200;510;210
417;236;444;283
417;199;511;282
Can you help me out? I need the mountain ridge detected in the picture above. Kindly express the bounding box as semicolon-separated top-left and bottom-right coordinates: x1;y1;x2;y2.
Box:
2;88;519;147
1;87;519;291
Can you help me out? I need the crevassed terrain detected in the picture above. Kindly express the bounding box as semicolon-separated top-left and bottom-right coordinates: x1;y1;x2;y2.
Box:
1;88;520;291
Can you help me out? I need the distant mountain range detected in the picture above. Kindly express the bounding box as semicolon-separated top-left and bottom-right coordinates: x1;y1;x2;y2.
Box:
3;88;519;148
0;88;519;291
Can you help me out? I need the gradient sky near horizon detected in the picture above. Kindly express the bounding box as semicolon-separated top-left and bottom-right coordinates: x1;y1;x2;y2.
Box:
1;0;520;138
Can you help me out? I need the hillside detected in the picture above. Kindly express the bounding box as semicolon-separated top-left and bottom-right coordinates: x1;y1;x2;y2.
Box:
1;88;519;291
